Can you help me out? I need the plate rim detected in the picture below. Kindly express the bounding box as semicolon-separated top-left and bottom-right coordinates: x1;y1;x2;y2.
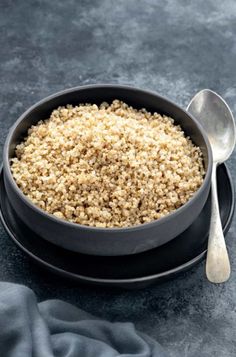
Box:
0;164;234;286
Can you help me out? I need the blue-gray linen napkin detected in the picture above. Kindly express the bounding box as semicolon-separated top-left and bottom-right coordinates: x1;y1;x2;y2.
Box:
0;282;169;357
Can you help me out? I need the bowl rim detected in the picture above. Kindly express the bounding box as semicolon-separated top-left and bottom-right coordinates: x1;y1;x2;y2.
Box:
3;84;213;232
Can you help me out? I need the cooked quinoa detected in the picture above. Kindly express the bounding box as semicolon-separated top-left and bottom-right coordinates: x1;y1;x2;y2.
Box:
11;100;205;228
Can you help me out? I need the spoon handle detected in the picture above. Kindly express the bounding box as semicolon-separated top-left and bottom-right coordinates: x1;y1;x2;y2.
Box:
206;163;231;283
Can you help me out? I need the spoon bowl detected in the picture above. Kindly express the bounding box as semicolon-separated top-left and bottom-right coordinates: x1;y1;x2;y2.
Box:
187;89;236;163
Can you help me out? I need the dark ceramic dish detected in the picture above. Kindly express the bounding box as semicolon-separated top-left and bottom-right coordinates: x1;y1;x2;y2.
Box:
0;165;233;288
3;85;213;256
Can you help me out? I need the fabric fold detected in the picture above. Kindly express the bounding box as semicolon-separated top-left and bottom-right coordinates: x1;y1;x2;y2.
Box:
0;282;168;357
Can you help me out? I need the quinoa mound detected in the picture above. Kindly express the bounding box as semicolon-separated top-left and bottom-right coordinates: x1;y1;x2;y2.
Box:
11;100;205;228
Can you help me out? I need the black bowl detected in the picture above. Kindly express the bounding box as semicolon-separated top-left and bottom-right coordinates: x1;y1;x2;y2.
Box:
3;85;213;256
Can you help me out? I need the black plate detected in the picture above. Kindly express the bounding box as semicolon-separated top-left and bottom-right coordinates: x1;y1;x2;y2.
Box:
0;165;234;289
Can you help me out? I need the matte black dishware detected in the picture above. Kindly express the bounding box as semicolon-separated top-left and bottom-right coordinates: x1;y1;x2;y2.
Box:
3;85;213;256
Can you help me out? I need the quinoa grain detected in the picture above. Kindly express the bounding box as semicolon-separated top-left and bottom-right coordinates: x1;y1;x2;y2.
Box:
11;100;205;227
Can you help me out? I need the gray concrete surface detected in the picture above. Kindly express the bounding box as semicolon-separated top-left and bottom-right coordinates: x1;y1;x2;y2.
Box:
0;1;236;356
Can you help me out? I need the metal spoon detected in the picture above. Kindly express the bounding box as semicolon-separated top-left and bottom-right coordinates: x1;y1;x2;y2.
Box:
187;89;236;283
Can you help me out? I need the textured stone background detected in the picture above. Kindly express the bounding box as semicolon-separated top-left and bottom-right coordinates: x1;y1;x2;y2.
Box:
0;1;236;356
